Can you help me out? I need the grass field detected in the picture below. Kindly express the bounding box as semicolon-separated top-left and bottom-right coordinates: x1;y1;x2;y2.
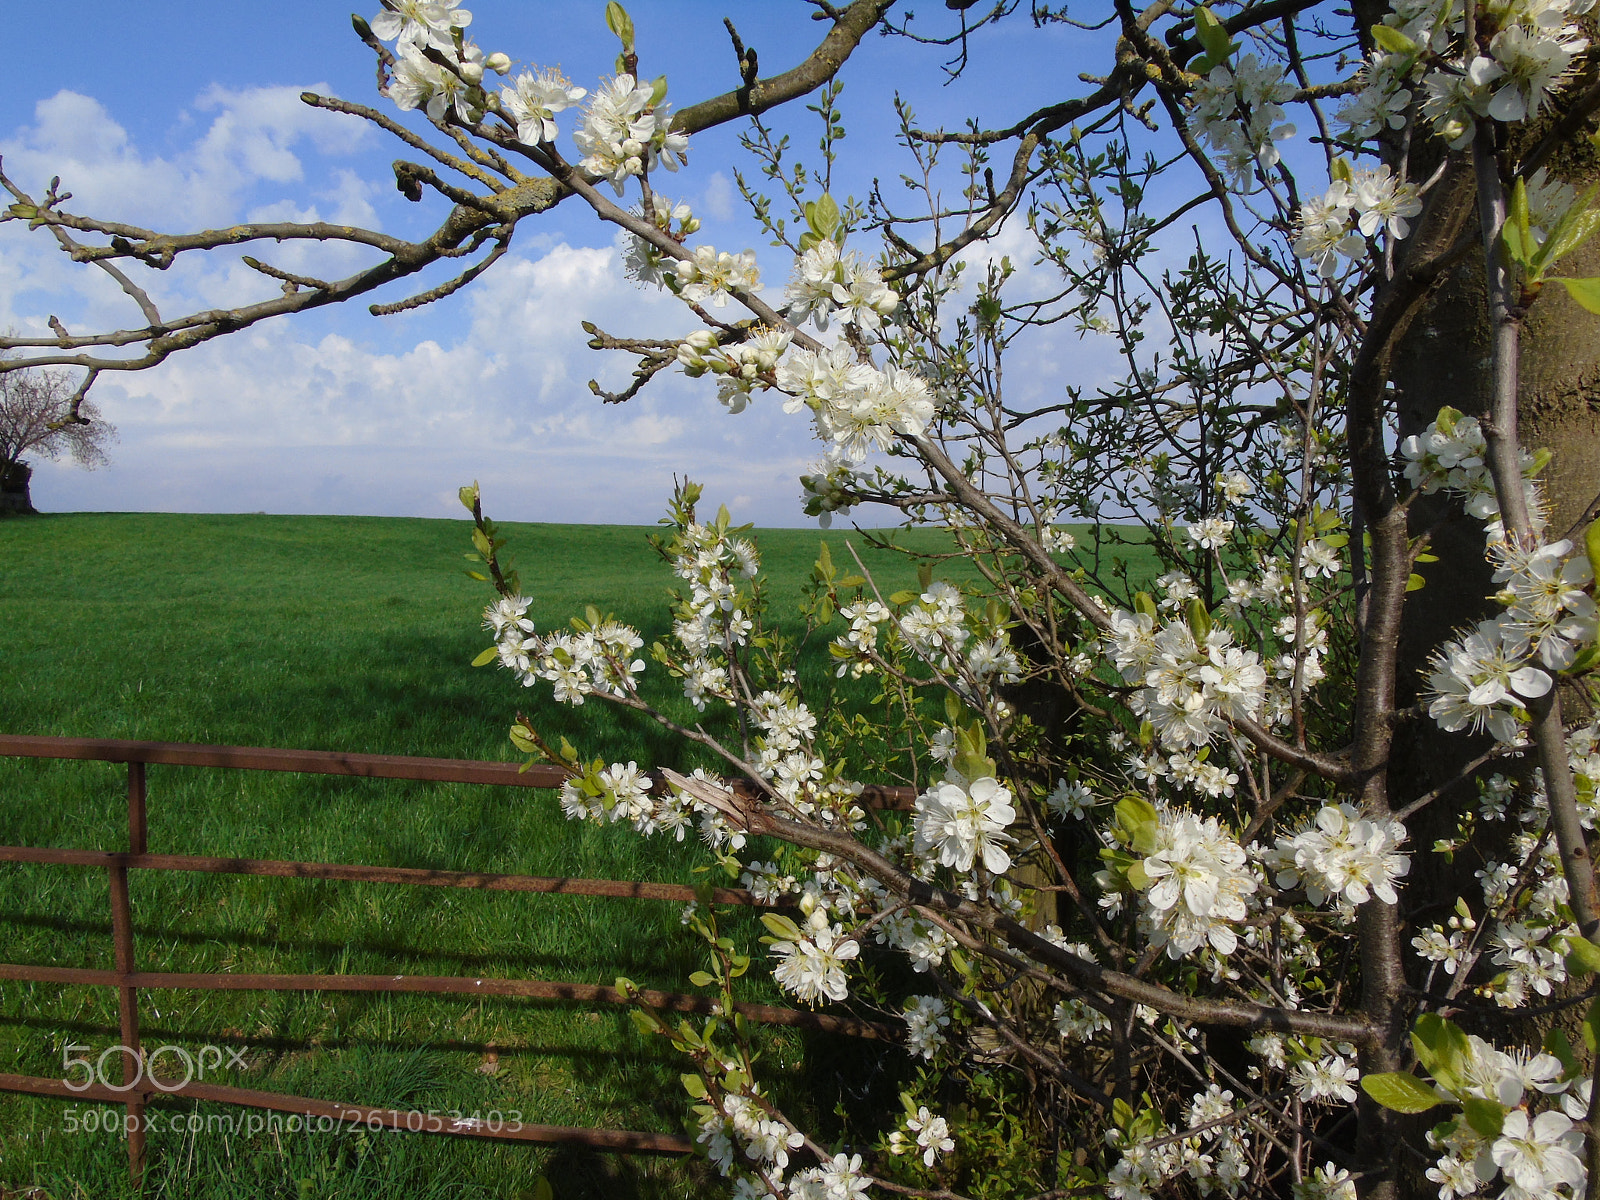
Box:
0;511;1004;1200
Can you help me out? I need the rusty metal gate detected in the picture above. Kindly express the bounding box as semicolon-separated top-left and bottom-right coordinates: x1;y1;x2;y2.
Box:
0;734;910;1186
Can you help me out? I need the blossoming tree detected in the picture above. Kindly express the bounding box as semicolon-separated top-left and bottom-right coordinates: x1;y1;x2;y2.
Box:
9;1;1600;1197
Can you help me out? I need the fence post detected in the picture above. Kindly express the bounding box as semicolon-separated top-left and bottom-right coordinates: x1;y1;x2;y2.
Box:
115;759;147;1187
128;760;146;855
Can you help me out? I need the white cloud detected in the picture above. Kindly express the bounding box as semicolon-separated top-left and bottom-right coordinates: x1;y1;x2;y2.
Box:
23;231;827;525
702;171;736;221
2;86;369;230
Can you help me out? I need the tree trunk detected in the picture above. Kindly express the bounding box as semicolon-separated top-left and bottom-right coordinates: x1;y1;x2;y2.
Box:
1373;117;1600;1195
0;461;35;514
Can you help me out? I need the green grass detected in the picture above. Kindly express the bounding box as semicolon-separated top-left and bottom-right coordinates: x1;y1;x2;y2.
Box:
0;511;980;1200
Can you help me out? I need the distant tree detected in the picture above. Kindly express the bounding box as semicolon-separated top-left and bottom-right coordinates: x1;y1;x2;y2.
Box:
0;356;114;513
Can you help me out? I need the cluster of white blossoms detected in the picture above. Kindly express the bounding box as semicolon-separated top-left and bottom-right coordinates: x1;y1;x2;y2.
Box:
1332;0;1592;155
1292;166;1422;277
482;595;646;703
784;240;899;336
1402;408;1597;743
674;327;793;413
664;517;760;712
573;73;687;193
674;246;761;309
887;1106;955;1168
1400;407;1545;540
767;903;861;1006
1105;608;1268;751
622;194;700;285
912;776;1016;875
693;1090;805;1182
1414;750;1600;1008
500;67;586;145
876;909;956;973
369;2;688;192
1265;803;1410;913
1133;806;1258;957
902;995;951;1059
775;347;936;464
1421;1032;1588;1199
1105;1088;1257;1200
1188;53;1297;186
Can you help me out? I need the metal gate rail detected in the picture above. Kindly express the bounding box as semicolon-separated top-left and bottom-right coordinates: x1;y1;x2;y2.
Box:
0;734;909;1185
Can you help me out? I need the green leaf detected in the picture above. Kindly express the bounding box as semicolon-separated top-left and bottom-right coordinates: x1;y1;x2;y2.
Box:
1462;1096;1505;1139
813;540;835;583
1412;1013;1470;1094
1585;994;1600;1052
471;646;498;668
1192;5;1235;64
1565;644;1600;675
458;482;479;511
1133;591;1158;620
689;970;716;988
1360;1072;1445;1113
1369;23;1418;55
1186;597;1212;641
604;1;635;49
649;75;668;107
953;721;996;783
1564;934;1600;977
1533;186;1600;275
760;913;803;941
1116;795;1161;856
805;192;842;241
1330;157;1354;185
944;691;965;725
1406;573;1426;592
1586;516;1600;589
1551;276;1600;313
1545;1028;1581;1078
681;1074;707;1098
888;590;918;605
509;723;537;752
1502;222;1529;267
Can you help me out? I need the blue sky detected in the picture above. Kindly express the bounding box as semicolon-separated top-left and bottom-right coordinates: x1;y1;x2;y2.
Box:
3;2;1112;524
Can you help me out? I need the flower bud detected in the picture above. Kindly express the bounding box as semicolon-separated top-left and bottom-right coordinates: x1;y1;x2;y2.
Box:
485;51;512;74
459;61;485;85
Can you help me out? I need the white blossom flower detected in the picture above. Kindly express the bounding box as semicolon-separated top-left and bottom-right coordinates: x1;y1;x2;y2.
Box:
770;910;860;1005
889;1107;955;1167
1138;807;1257;956
500;67;585;144
903;995;950;1058
1290;1054;1359;1105
1274;803;1410;907
371;0;472;51
913;777;1016;875
1491;1109;1585;1193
